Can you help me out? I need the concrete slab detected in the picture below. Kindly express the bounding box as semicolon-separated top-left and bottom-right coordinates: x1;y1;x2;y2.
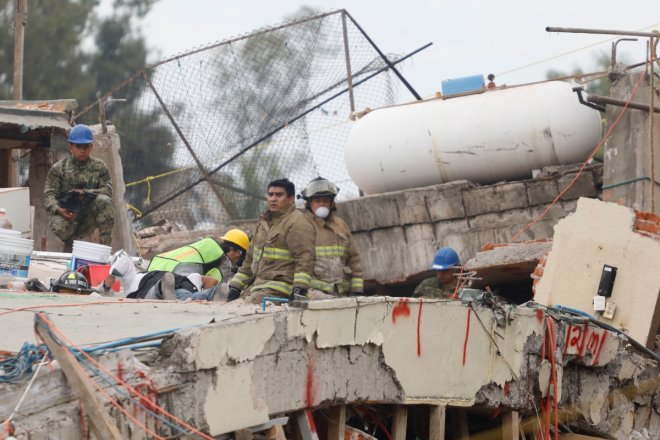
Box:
0;290;258;352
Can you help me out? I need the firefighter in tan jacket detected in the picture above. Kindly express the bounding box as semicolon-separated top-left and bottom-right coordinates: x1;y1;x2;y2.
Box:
228;178;315;304
300;177;363;298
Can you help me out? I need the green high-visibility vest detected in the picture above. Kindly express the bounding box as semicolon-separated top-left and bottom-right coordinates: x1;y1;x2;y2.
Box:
147;237;226;281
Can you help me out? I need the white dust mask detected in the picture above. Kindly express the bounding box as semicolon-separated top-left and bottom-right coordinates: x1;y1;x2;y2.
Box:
314;206;330;219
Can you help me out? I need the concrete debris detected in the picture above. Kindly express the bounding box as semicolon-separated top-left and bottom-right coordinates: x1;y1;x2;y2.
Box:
463;240;552;295
535;198;660;348
1;296;657;439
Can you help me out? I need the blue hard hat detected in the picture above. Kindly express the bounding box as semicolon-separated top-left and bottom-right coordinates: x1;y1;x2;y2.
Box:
431;247;460;270
68;124;94;144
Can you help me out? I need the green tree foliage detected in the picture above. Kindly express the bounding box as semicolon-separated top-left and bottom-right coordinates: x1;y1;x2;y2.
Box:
0;0;176;223
211;6;331;219
545;50;614;97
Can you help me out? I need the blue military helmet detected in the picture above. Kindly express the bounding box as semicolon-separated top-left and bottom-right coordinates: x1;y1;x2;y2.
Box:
68;124;94;144
431;247;460;270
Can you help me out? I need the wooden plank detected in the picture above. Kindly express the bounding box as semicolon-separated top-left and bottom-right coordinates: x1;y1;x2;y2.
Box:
34;313;122;440
0;150;12;186
0;138;44;149
265;425;286;440
451;408;469;440
429;404;446;440
392;405;408;440
502;411;519;440
326;405;346;440
234;429;252;440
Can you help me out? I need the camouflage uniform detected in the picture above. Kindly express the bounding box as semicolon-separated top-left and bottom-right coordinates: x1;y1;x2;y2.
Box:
44;156;114;248
412;277;457;299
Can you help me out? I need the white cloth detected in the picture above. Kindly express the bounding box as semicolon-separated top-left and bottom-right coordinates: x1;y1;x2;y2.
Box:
108;251;145;297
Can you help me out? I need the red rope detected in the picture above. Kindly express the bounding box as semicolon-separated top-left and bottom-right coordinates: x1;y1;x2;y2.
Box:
511;68;649;242
37;312;215;440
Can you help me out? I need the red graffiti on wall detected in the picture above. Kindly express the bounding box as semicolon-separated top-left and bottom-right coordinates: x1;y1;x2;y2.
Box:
562;322;609;365
391;298;411;324
463;308;472;366
305;352;315;408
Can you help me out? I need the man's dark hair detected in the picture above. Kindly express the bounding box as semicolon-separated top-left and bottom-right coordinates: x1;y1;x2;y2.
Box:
267;178;295;197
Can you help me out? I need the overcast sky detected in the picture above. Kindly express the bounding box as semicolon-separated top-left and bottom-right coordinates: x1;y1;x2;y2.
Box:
139;0;660;99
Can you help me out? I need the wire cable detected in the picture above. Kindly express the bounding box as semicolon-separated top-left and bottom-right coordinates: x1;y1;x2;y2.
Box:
510;66;649;241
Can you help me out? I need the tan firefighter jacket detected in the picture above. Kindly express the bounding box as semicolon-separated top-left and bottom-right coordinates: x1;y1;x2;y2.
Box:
304;210;363;295
229;203;315;295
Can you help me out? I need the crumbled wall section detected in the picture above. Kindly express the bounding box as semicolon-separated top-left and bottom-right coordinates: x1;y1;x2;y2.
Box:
634;210;660;241
534;198;660;347
336;165;601;284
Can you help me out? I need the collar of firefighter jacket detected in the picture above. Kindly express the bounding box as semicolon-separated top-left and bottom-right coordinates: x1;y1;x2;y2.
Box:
263;201;296;221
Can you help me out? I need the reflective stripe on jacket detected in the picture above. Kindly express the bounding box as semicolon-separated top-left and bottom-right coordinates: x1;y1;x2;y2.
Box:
147;237;227;281
305;211;363;295
229;204;315;295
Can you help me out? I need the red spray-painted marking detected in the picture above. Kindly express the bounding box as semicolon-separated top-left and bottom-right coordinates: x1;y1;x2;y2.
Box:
503;381;510;396
305;409;317;434
305;352;315;408
416;300;424;357
391;298;411;324
536;308;544;323
593;330;608;366
563;322;609;366
577;322;589;357
463;308;472;366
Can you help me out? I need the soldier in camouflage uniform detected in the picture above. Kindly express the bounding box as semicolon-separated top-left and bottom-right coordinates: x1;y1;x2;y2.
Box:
44;124;114;251
412;247;461;299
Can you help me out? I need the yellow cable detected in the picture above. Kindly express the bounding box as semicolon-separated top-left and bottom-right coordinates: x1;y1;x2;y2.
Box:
125;203;143;219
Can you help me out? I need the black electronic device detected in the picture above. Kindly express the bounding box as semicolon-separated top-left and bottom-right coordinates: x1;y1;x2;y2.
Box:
596;265;617;298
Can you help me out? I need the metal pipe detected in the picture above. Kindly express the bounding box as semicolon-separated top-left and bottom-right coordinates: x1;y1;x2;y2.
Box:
572;87;606;112
345;10;423;100
75;10;346;119
341;11;356;114
143;74;229;212
546;26;658;38
586;94;660;113
138;43;433;220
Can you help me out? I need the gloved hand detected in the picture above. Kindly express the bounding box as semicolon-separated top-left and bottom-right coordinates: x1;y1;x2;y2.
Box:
291;287;308;301
227;286;242;302
92;282;113;296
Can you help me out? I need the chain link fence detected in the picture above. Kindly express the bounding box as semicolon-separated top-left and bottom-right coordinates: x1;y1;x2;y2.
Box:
75;9;425;231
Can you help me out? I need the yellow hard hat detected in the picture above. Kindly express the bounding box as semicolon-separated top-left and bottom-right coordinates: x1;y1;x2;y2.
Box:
220;229;250;251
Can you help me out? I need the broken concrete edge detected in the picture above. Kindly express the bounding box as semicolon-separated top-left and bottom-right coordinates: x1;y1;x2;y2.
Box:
2;297;657;438
534;197;660;348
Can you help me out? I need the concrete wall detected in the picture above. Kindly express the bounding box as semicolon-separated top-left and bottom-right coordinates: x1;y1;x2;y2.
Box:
336;166;601;286
603;72;660;213
91;125;136;255
534;197;660;348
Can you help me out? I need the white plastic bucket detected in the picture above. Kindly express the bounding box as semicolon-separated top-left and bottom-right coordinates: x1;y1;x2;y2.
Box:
72;240;112;269
0;233;33;278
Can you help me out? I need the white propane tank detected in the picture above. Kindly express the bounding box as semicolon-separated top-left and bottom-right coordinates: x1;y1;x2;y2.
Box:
345;81;602;195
